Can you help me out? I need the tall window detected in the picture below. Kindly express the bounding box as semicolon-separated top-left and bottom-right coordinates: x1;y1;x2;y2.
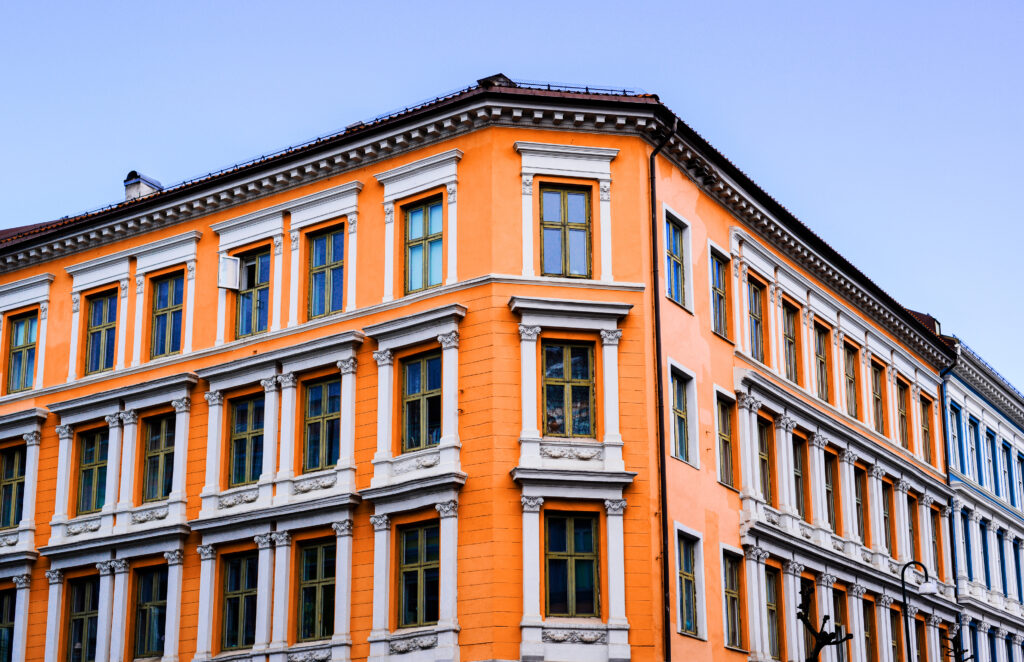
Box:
222;553;258;650
998;530;1008;596
758;418;774;505
6;313;36;393
907;495;918;562
543;343;594;439
814;325;830;402
930;510;941;581
134;566;168;658
864;599;877;662
824;453;837;532
783;303;799;383
403;355;442;452
309;228;345;318
882;482;894;556
949;406;963;473
766;567;782;660
718;399;735;487
671;373;689;462
890;609;903;662
963;512;974;581
968;422;981;482
236;251;270;338
871;364;885;435
801;577;816;654
1017;456;1024;511
747;280;765;363
793;437;807;520
305;380;341;470
85;291;117;374
918;398;932;463
981;521;992;589
666;219;684;305
150;273;184;358
298;540;336;641
833;588;848;662
723;552;743;649
405;199;444;292
914;619;927;662
67;577;99;662
844;345;858;418
541;187;590;278
77;429;108;515
545;514;597;618
1003;446;1013;504
0;590;12;662
230;397;264;487
987;433;997;493
0;447;24;529
854;467;867;543
711;254;729;337
400;522;441;626
142;416;174;502
678;535;698;636
897;381;909;449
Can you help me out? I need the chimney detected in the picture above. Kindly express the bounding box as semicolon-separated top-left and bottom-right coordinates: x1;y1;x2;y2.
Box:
123;171;163;200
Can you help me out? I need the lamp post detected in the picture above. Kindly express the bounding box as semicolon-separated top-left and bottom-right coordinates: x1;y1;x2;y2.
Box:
900;560;938;662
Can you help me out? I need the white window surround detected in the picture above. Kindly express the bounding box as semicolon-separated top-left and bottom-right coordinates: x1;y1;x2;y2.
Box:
515;141;619;281
706;240;731;341
131;231;202;366
0;408;46;554
374;149;462;302
719;542;747;652
712;385;737;490
195;330;364;517
288;180;364;323
0;273;53;391
667;358;699;469
673;522;708;640
663;203;694;313
65;253;131;380
509;295;631;474
362;303;466;492
211;209;285;343
46;372;197;545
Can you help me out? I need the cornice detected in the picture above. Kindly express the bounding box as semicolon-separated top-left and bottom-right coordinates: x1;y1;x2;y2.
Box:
953;342;1024;431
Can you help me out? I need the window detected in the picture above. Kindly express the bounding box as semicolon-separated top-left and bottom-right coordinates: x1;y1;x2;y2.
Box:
766;567;782;660
920;398;932;464
710;254;729;337
793;437;807;520
543;343;594;439
833;588;848;662
671;373;690;462
0;590;12;662
85;291;117;374
783;303;799;383
987;432;998;493
541;187;590;278
882;481;894;556
150;273;184;358
930;509;940;580
863;599;877;662
298;540;336;641
890;609;903;662
305;379;341;470
6;313;36;393
134;566;168;658
824;452;837;532
1002;445;1013;504
718;399;735;487
403;354;442;452
871;364;885;435
545;514;597;618
222;553;258;650
77;429;108;515
405;199;444;292
399;522;441;627
968;421;980;482
844;345;858;418
142;416;174;502
897;381;909;449
854;467;868;543
229;397;264;487
907;495;918;562
915;619;927;662
1015;540;1023;604
1017;456;1024;511
801;577;816;654
758;418;774;505
666;218;684;305
236;251;270;338
998;530;1008;597
747;280;765;363
723;552;743;649
67;576;99;662
981;521;991;589
814;325;830;401
950;406;964;473
963;512;974;581
678;535;698;636
308;228;345;318
0;447;24;529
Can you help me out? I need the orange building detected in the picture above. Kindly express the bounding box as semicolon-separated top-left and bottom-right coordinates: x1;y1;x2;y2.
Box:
0;74;963;662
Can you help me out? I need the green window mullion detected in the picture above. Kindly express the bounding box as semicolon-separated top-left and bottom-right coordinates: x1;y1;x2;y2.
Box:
222;553;258;651
401;355;442;453
308;228;345;319
298;540;336;641
229;397;264;488
397;523;440;628
142;417;174;502
405;200;443;294
77;430;108;515
304;380;342;472
85;292;117;375
542;343;595;439
544;514;599;618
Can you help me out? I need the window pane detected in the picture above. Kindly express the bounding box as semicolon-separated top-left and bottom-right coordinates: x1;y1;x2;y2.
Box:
255;288;269;332
154;314;167;355
311;272;326;317
428;239;443;286
170;310;182;353
305;423;321;470
544;345;564;379
171;277;183;306
542;191;562;222
331;231;345;262
308;384;323;417
571;385;592;436
326;419;340;465
405;401;421;449
547;559;568;613
327;381;341;413
545;385;565;435
424;525;440;562
231;439;247;485
548;517;567;552
401;571;418;625
403;529;419;564
574;559;596;614
106;295;117;323
300;586;316;639
406;361;422;396
426;356;442;391
312;236;327;267
428;203;443;234
156;280;169;308
573;518;594;553
408;245;424;290
238;293;253;336
426;395;441;445
250;436;263;483
330;267;344;312
543;228;563;274
566;193;586;223
257;254;270;284
423;567;439;623
569;346;589;380
408;208;424;239
568;229;587;276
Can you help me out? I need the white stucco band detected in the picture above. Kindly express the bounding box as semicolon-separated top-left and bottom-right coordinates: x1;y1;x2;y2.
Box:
514;141;619;281
0;273;53;391
374;149;463;301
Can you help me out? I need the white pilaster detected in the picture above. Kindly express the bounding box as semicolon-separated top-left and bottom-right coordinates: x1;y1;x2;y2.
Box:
270;531;292;650
518;326;541;467
601;329;624;471
10;574;30;662
345;214;358;312
737;393;762;500
919;496;935;576
132;275;145;366
436;500;460;630
252;534;274;652
169;398;191;507
925;616;942;662
275;373;297;502
102;415;122;529
184;260;196;353
202;392;223;500
373;351;394;466
970;512;985;586
849;584;868;662
68;292;81;381
271;233;283;331
35;300;49;389
337;359;357;492
877;596;894;662
439;332;460;448
840;449;859;545
941;504;954;583
895;480;911;563
43;570;64;662
332;520;354;662
521;175;534;277
783;562;806;662
115;411;138;517
260;378;279;504
195;545;217;661
162;550;184;662
906;608;919;662
598;178;612;281
382;203;395;303
816;573;838;662
869;466;887;561
108;559;131;662
809;434;830;531
115;278;129;370
288;229;300;327
521;496;544;661
744;546;768;662
95;561;115;662
445;182;458;285
775;416;798;520
19;431;40;533
369;514;391;643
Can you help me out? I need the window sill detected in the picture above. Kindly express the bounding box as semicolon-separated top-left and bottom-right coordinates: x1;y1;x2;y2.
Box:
718;481;740;494
677;631;706;642
670;454;700;471
665;295;693;316
724;645;749;654
712;330;733;345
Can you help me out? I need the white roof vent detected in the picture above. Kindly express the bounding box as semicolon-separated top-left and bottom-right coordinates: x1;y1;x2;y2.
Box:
123;171;163;201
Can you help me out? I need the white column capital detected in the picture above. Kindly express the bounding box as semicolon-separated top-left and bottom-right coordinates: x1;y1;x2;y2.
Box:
373;349;394;367
518;324;541;341
604;499;627;515
438;331;459;349
164;550;184;566
56;424;73;441
435;500;458;518
338;357;357;375
600;329;622;346
370;514;390;531
332;520;354;537
204;390;224;407
254;533;274;549
277;372;297;388
171;397;191;413
197;545;217;560
521;495;544;512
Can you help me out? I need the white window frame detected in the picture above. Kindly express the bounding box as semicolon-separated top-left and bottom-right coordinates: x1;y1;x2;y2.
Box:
663;204;694;313
667;359;699;468
674;522;707;640
0;274;53;393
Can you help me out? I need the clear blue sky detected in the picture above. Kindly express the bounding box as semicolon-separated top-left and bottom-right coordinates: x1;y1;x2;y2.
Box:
2;1;1021;386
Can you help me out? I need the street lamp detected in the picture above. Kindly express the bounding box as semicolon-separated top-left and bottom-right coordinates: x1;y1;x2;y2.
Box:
901;560;937;662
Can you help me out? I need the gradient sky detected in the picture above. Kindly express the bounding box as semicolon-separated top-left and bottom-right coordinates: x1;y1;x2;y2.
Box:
1;1;1021;386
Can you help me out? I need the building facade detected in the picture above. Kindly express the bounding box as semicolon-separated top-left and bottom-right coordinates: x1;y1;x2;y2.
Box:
0;73;985;662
